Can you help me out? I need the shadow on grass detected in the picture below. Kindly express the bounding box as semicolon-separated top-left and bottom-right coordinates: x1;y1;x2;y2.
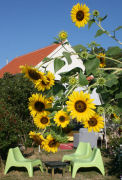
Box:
74;167;103;176
6;166;41;174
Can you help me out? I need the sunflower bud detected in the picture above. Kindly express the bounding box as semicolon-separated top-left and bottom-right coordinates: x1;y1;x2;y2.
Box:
96;77;106;86
61;76;68;83
58;31;68;40
69;77;77;85
111;113;121;124
93;10;100;17
97;106;105;115
106;106;114;115
80;51;89;59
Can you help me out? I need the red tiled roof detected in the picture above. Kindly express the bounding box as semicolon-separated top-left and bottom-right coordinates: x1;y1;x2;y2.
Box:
0;43;61;78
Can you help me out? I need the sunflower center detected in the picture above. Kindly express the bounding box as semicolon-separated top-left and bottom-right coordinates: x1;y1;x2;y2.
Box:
40;117;48;124
48;139;57;147
75;101;86;112
100;57;104;64
88;117;97;126
35;101;45;112
33;136;43;145
28;69;41;80
41;80;47;85
76;10;84;21
59;116;65;122
42;78;50;86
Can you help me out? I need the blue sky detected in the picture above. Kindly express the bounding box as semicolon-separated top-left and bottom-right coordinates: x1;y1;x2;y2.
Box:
0;0;122;69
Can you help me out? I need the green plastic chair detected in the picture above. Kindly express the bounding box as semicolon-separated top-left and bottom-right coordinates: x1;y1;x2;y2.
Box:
4;147;43;177
62;142;92;162
71;148;105;178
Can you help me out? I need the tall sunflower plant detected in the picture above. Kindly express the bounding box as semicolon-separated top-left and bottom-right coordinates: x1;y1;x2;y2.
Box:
20;2;122;153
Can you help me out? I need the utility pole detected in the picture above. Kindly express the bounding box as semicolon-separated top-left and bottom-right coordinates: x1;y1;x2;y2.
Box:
6;58;8;65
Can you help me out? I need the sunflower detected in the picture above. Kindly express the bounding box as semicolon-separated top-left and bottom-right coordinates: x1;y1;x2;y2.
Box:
58;31;68;40
47;96;54;104
83;113;104;132
54;110;70;128
111;113;121;124
29;131;44;147
43;134;60;153
71;3;90;28
20;65;45;82
97;53;106;68
28;93;52;117
33;111;50;129
35;71;55;91
66;91;96;122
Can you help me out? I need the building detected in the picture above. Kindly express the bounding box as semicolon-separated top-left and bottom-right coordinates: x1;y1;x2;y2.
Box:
0;41;101;105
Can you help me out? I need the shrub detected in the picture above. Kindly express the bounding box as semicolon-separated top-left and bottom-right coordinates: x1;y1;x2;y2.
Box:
0;73;37;160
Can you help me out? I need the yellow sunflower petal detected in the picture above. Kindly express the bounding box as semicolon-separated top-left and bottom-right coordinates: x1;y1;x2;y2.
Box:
83;113;104;132
43;134;59;153
28;93;52;117
54;110;70;128
33;111;50;129
66;91;96;122
71;3;90;28
97;53;106;68
20;65;44;82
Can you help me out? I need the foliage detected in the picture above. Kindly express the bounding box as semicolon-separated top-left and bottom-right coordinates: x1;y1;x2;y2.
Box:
0;73;37;160
1;3;122;156
20;4;122;154
105;124;122;177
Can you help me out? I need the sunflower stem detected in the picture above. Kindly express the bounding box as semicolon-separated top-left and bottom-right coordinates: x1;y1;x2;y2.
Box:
98;67;122;71
61;42;70;52
41;128;46;135
95;21;122;45
88;83;97;93
66;84;78;98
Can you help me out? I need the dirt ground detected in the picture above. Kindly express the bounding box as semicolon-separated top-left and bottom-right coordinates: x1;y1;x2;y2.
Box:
0;147;119;180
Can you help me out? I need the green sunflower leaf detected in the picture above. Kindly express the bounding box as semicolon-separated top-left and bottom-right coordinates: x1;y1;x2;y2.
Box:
117;99;122;114
48;111;57;117
42;57;51;63
114;26;122;32
53;41;60;44
106;46;122;56
88;55;96;59
105;74;118;87
84;58;100;75
59;67;81;77
52;82;66;96
79;70;89;86
54;58;65;73
72;44;87;53
63;52;72;65
88;19;95;29
115;92;122;99
98;15;108;22
95;29;107;38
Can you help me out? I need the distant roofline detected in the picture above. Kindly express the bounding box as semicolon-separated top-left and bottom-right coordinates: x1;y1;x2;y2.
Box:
0;43;61;78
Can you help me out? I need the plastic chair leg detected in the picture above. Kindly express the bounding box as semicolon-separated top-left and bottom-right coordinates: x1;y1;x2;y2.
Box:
72;165;79;178
4;165;11;174
39;165;43;173
27;166;33;177
97;165;105;176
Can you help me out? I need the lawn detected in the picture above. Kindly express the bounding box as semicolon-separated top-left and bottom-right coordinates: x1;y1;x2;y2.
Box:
0;147;119;180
